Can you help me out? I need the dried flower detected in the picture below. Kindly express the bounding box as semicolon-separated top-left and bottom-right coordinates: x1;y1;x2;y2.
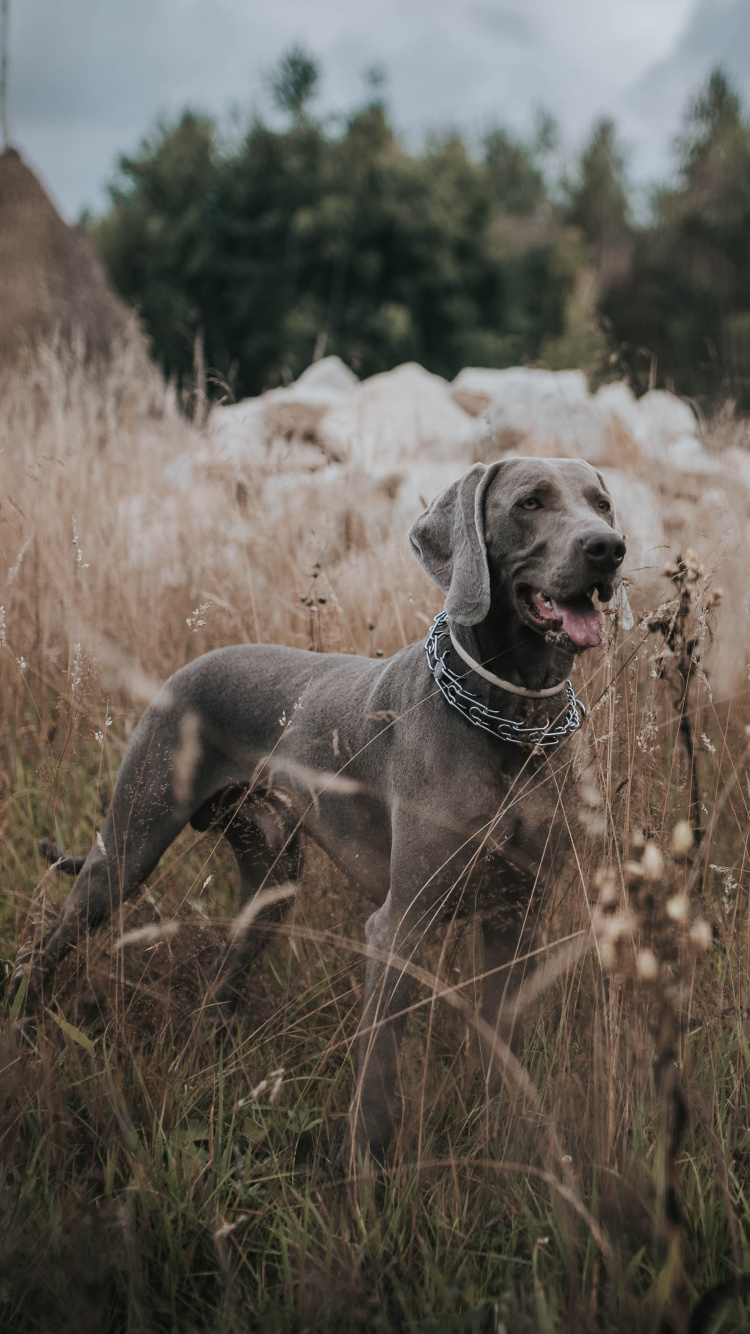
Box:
671;821;694;857
689;920;712;951
642;843;664;882
636;949;659;982
186;601;211;631
666;894;688;922
71;518;89;570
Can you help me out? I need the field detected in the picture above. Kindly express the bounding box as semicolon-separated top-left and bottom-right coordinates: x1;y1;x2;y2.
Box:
1;345;749;1334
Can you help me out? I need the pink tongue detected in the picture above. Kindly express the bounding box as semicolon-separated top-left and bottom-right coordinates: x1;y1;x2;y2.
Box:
550;598;605;648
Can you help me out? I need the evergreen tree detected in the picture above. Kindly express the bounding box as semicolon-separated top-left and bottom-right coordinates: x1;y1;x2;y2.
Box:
269;45;320;122
568;118;629;250
604;67;750;401
93;113;219;378
91;58;572;397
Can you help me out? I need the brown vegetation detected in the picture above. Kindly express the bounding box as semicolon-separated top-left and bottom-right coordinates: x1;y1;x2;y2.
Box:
0;148;153;383
1;344;750;1331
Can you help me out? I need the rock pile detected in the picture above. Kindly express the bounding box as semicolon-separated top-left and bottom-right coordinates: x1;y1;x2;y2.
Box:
176;355;748;656
209;357;719;478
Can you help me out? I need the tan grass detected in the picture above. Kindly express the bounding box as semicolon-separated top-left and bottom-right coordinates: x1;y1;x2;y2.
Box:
1;341;750;1331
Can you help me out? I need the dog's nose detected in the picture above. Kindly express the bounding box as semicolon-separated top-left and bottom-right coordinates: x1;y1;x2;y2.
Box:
579;530;626;569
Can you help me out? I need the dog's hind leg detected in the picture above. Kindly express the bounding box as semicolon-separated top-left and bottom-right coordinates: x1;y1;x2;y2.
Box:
199;790;304;1012
11;801;187;1012
10;691;249;1012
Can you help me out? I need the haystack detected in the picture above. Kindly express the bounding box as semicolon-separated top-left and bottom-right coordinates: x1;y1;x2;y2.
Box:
0;147;143;364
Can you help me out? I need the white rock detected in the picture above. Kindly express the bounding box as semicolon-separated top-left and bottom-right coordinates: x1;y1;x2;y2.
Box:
633;392;718;472
664;436;723;475
293;355;359;395
592;381;645;459
637;390;698;446
599;469;666;576
451;367;714;472
261;464;344;519
162;452;194;489
262;355;359;450
208;396;268;463
319;362;484;469
206;357;358;464
386;459;480;524
453;366;608;462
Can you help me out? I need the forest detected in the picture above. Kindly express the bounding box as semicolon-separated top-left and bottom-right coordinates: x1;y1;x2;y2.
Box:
90;51;750;407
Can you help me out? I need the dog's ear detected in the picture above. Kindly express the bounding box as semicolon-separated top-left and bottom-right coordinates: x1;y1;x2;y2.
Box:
408;462;505;625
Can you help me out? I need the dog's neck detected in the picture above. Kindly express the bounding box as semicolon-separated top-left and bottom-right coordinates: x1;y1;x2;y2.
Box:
450;590;576;706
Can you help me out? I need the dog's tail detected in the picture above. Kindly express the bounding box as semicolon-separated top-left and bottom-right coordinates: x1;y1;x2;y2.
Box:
39;838;86;877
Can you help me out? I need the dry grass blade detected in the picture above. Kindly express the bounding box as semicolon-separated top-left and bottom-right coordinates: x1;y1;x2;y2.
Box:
2;337;750;1332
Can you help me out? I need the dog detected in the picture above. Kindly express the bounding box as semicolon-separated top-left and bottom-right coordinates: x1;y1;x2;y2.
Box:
10;457;625;1161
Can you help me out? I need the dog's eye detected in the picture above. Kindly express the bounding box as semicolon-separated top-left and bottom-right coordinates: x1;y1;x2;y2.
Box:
520;497;541;510
597;499;611;512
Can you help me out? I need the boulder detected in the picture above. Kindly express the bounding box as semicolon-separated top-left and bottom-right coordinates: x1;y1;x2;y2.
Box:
453;366;618;462
207;356;358;468
262;355;358;452
451;365;720;474
319;362;483;469
208;397;268;464
599;469;666;577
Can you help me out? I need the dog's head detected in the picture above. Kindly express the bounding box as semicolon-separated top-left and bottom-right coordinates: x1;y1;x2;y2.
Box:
408;458;626;651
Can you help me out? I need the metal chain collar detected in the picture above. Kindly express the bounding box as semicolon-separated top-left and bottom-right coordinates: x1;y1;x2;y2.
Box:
425;611;585;750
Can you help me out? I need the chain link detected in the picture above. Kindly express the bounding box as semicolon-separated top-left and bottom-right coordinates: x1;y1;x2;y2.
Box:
425;611;585;750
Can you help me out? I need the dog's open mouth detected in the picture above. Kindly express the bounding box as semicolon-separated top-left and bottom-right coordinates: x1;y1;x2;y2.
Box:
516;584;606;648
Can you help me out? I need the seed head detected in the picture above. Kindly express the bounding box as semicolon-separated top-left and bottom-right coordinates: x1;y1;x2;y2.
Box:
689;919;712;952
671;821;694;857
666;893;688;922
636;949;659;982
642;843;664;882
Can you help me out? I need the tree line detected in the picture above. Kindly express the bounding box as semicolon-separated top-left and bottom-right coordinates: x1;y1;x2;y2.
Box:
90;50;750;407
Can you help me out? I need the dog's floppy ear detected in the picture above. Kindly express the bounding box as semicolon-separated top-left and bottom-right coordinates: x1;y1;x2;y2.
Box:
408;462;505;625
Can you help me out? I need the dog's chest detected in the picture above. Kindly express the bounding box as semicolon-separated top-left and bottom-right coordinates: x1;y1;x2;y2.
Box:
436;751;579;923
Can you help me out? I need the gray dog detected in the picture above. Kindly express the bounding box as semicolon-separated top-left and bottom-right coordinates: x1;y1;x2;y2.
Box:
11;457;625;1160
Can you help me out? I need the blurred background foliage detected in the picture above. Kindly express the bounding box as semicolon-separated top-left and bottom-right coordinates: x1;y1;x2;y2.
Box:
90;49;750;406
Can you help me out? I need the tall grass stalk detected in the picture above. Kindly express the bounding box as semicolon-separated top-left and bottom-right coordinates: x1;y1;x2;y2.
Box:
1;343;750;1331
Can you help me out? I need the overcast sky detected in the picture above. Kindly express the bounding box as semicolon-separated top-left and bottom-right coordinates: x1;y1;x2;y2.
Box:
7;0;750;220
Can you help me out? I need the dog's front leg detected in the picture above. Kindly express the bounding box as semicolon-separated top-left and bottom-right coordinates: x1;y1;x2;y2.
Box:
341;893;425;1167
479;888;541;1095
339;806;460;1167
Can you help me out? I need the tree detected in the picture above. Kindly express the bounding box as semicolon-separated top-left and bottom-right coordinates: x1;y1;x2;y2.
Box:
568;118;629;250
90;89;576;396
676;66;743;178
92;113;220;377
483;127;546;215
269;45;320;122
604;68;750;402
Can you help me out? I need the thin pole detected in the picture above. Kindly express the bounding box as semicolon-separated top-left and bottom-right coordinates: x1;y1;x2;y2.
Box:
1;0;9;150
